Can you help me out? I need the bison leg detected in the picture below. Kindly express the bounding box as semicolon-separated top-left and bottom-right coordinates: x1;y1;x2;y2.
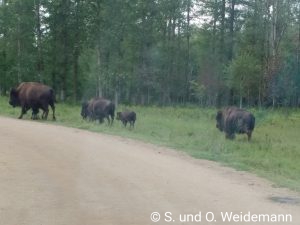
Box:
39;104;49;120
18;106;28;119
106;116;111;126
41;110;46;119
43;109;49;120
99;117;104;124
247;131;252;141
42;108;49;120
31;113;39;120
110;114;114;126
225;132;235;140
50;103;56;120
122;121;127;127
31;111;35;120
31;112;36;120
31;108;40;120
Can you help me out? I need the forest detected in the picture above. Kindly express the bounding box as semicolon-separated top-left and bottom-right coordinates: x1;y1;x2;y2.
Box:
0;0;300;107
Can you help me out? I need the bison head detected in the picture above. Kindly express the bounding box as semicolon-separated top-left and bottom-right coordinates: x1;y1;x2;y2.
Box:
216;111;224;131
116;112;122;120
81;102;89;119
9;88;20;107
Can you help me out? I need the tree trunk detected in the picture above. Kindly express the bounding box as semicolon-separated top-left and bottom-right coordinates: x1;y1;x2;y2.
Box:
220;0;226;62
114;89;118;108
96;46;103;97
17;16;21;83
73;47;79;102
239;80;242;108
228;0;235;60
297;3;300;105
34;0;44;82
1;0;7;93
212;0;218;55
72;0;80;102
184;0;191;103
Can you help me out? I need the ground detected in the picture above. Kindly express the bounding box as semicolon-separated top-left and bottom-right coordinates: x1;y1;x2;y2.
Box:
1;97;300;192
0;116;299;225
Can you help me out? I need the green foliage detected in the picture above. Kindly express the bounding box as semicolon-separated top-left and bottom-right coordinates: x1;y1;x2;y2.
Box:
0;0;300;106
189;80;206;103
226;52;261;104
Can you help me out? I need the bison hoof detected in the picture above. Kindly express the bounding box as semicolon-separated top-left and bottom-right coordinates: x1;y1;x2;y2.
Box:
225;133;235;140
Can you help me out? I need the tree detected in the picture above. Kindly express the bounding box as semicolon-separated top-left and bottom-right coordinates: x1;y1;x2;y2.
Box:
227;52;261;107
1;0;300;107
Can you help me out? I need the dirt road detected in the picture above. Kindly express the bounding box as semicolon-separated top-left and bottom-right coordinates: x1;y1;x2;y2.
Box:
0;116;299;225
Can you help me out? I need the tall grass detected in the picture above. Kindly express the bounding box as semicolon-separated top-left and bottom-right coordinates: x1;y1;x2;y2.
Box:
1;96;300;192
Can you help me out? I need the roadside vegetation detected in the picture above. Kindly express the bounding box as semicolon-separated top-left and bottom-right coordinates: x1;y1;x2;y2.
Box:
1;96;299;192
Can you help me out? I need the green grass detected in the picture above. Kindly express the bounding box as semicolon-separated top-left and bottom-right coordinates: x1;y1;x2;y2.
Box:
1;96;300;192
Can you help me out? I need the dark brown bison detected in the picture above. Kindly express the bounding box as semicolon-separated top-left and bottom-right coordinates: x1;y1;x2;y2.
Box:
81;97;101;121
81;97;115;125
81;101;91;120
116;111;136;128
9;82;56;120
216;107;255;141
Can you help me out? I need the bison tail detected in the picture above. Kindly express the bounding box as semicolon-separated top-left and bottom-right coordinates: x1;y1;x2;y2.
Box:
49;89;57;103
109;103;115;126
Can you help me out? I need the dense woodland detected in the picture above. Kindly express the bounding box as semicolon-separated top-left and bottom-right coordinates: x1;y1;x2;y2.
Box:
0;0;300;107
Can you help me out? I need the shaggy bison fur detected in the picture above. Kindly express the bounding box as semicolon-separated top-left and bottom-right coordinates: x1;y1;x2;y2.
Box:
81;97;115;125
116;111;136;128
9;82;56;120
216;107;255;141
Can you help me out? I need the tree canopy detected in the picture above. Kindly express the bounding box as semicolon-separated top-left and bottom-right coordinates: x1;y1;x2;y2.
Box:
0;0;300;107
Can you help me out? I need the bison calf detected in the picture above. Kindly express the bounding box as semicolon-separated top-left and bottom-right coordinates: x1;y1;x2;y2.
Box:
116;111;136;128
216;107;255;141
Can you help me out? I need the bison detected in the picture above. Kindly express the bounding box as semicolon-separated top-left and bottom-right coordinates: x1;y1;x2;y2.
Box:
116;111;136;128
9;82;56;120
81;101;91;120
81;97;115;125
216;107;255;141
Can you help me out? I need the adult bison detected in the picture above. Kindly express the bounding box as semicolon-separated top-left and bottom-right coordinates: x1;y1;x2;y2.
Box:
116;111;136;128
216;107;255;141
9;82;56;120
81;97;101;120
81;97;115;125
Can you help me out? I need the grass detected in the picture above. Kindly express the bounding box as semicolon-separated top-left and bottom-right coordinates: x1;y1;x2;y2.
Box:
1;96;300;192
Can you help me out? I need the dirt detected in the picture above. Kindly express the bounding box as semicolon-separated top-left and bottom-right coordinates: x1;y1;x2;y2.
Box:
0;116;299;225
